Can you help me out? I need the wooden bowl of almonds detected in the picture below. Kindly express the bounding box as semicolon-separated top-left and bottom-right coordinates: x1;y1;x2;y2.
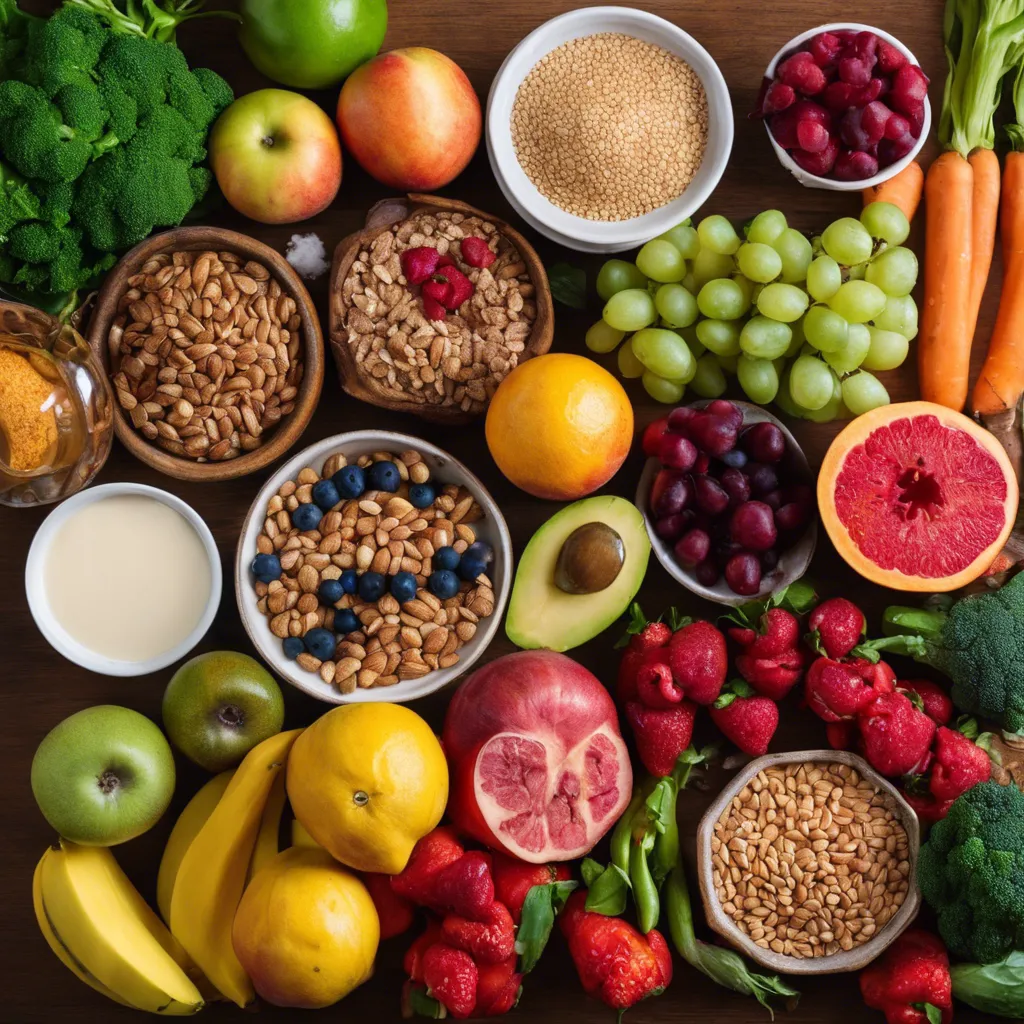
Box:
329;193;554;424
696;750;920;975
87;226;324;482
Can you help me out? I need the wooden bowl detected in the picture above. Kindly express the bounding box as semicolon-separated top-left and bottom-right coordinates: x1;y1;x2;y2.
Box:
329;193;554;425
696;750;921;975
87;226;324;482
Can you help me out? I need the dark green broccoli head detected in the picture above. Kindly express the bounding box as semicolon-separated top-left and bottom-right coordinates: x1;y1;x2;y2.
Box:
95;34;188;117
0;165;42;240
23;5;107;97
54;83;109;141
98;78;138;144
167;70;216;134
191;67;234;119
41;181;74;230
8;220;63;262
918;780;1024;963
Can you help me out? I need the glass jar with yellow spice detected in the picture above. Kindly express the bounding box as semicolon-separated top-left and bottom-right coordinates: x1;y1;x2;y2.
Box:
0;302;113;506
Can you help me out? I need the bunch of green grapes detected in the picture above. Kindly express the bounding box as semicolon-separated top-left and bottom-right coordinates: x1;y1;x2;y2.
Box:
587;202;917;420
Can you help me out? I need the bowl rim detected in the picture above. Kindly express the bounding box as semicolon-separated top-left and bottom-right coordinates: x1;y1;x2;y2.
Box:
87;225;325;482
24;482;223;676
761;22;931;192
696;749;921;974
234;430;514;704
486;5;734;248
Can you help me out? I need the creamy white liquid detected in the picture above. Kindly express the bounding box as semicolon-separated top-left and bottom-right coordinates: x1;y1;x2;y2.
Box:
44;494;212;661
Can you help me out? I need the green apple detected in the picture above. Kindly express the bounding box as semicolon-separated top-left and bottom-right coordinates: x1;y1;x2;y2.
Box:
162;651;285;773
31;706;176;846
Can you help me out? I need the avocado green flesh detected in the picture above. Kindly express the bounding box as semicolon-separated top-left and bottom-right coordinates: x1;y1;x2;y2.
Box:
505;496;651;652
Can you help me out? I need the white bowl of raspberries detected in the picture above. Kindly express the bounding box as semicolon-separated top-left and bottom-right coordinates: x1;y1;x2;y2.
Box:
755;23;930;189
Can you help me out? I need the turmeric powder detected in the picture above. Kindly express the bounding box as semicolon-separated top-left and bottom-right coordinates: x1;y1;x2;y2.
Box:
0;346;59;471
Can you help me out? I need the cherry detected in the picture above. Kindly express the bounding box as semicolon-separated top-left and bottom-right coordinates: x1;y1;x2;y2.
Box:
747;463;779;496
667;406;697;432
687;414;738;457
654;511;693;542
694;560;721;587
693;475;730;516
775;502;811;532
675;529;711;568
725;552;762;596
651;470;691;517
731;501;778;551
720;467;751;506
659;433;698;471
705;399;744;431
741;422;786;463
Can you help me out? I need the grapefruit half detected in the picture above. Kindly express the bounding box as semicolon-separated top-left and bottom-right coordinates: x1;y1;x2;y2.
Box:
818;401;1018;592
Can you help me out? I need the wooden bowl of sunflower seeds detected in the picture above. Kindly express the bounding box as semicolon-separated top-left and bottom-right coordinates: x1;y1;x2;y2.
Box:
88;226;324;482
329;193;554;425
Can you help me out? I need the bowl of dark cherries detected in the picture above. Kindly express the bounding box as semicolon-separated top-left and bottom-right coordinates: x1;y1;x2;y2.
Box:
635;399;817;606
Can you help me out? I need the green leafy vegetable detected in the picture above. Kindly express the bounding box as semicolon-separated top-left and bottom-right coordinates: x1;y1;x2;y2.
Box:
515;880;577;974
548;262;586;309
952;951;1024;1017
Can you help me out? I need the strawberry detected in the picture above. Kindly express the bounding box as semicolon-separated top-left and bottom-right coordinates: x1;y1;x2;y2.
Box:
460;236;496;269
635;660;684;708
667;620;727;704
474;956;522;1016
898;679;953;726
436;265;474;309
805;657;876;722
442;901;516;964
432;851;496;920
404;920;445;982
850;657;897;694
616;619;672;703
422;295;447;322
642;416;671;457
361;872;414;939
826;720;855;750
929;725;993;803
858;691;937;777
730;607;800;659
735;649;805;700
392;827;464;907
807;597;866;658
422;943;478;1019
400;246;441;285
626;700;696;777
634;621;673;650
491;854;571;924
709;680;779;756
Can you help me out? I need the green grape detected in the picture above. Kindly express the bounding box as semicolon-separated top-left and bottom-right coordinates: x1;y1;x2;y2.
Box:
680;325;705;359
681;271;697;293
585;320;625;354
811;235;824;256
773;356;787;377
696;318;741;357
733;274;756;307
636;239;686;283
774;229;813;283
654;283;699;328
803;371;844;423
603;288;657;332
692;249;735;289
689;353;727;398
658;223;700;260
874;294;919;340
642;370;685;404
597;259;648;300
631;328;697;382
697;215;741;255
829;280;888;323
737;242;783;283
824;322;871;374
790;354;835;410
737;354;779;404
740;316;792;359
807;256;842;301
847;263;867;281
775;367;805;419
860;202;911;246
756;282;809;323
697;278;749;320
842;371;890;414
863;327;909;371
821;217;874;265
803;305;849;353
865;247;918;297
617;338;645;378
718;352;739;375
785;317;806;358
746;209;788;245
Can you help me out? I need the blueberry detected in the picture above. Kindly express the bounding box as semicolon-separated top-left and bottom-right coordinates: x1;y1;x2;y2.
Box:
429;569;460;600
332;464;366;500
358;571;387;602
720;449;748;469
318;578;344;605
340;569;359;595
465;541;494;566
251;552;281;583
458;556;486;582
409;482;435;508
367;460;401;493
282;636;304;660
304;627;337;661
335;608;360;635
434;546;461;571
390;571;418;604
312;479;341;511
292;503;323;531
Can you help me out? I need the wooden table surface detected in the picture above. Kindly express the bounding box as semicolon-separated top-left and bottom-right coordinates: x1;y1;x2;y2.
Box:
4;1;988;1021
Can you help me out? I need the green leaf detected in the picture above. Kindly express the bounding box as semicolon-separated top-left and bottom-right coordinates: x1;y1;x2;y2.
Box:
956;715;980;740
580;857;604;888
548;262;587;309
777;579;818;615
615;602;648;648
713;692;737;710
516;880;578;974
976;732;1002;766
666;607;692;632
408;986;446;1019
644;778;678;834
924;1003;944;1024
805;629;827;657
584;863;631;916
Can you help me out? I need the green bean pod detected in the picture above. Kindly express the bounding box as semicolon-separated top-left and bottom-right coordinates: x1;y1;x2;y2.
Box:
630;833;660;934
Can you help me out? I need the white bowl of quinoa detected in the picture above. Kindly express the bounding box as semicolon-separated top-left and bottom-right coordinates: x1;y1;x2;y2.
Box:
487;7;734;253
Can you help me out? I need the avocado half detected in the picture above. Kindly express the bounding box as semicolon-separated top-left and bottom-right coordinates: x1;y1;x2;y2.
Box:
505;495;650;652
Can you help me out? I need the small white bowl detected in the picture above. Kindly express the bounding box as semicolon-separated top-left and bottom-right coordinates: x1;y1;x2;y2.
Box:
635;402;817;607
236;431;513;704
25;483;222;677
763;23;930;192
487;6;734;254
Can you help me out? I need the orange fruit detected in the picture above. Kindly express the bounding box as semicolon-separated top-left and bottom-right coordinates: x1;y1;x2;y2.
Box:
485;354;633;500
818;401;1018;591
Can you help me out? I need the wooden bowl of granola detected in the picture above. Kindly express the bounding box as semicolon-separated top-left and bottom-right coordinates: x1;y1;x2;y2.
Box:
329;194;554;424
87;226;325;483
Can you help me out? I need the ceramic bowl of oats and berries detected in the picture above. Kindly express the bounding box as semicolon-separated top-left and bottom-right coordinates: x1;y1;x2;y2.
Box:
235;430;512;703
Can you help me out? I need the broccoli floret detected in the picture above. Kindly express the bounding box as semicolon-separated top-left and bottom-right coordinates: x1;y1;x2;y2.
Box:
187;165;212;204
98;78;138;143
192;66;233;118
53;83;108;141
41;181;74;230
21;4;107;97
918;781;1024;963
8;221;63;262
94;33;187;117
167;70;215;134
0;162;42;241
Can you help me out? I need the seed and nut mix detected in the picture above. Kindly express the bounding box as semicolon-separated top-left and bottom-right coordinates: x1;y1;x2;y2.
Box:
110;249;304;462
253;449;496;693
340;211;537;416
712;762;910;959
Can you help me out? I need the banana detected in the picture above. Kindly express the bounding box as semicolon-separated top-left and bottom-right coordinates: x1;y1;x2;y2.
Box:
246;770;287;883
170;729;302;1008
290;818;321;849
38;841;204;1015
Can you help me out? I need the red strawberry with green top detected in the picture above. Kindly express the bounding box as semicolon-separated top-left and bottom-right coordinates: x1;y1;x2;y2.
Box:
626;700;696;778
729;607;800;659
442;901;516;964
475;956;522;1017
850;657;897;694
805;657;877;722
491;855;571;924
858;691;937;777
392;827;464;907
635;660;684;708
422;943;478;1019
710;680;779;756
929;725;993;803
898;679;953;726
404;920;445;982
667;620;727;705
807;597;866;659
432;851;495;921
616;614;672;703
735;648;806;700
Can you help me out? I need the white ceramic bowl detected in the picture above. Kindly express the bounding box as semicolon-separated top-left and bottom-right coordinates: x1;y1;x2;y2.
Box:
25;483;222;676
487;6;734;254
763;23;930;192
635;402;817;606
236;431;512;704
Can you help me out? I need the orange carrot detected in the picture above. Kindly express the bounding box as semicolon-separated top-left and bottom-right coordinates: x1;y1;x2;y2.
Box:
967;148;1001;328
919;151;974;411
862;160;924;221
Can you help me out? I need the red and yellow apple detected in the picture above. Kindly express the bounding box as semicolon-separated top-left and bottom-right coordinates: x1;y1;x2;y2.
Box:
336;47;481;191
210;89;342;225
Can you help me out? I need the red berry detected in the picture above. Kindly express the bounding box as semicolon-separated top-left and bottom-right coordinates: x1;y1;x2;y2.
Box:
796;120;830;153
422;296;447;321
400;246;441;285
724;552;762;596
834;150;879;181
642;416;671;457
808;32;842;68
777;53;827;95
764;80;797;113
460;236;496;269
876;40;908;73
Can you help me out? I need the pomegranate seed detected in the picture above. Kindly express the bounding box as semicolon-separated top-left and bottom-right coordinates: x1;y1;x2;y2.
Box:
764;80;797;113
839;57;872;87
460;236;496;269
808;32;842;68
834;149;879;181
876;40;907;73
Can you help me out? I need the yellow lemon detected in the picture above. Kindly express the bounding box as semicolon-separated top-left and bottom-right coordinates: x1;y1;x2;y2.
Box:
232;847;378;1009
286;703;447;874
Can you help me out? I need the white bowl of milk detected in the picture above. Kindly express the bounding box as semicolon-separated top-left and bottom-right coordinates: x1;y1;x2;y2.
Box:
25;483;222;676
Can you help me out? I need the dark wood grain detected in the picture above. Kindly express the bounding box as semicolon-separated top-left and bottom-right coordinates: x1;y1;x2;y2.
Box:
3;1;983;1021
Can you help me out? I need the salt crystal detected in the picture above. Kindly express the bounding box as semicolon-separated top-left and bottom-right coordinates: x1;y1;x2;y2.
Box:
285;233;329;280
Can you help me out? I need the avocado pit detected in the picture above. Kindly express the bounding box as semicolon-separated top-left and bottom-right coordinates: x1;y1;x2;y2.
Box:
554;522;625;595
